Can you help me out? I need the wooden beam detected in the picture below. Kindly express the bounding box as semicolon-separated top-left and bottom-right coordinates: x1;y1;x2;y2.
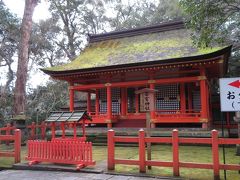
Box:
71;76;200;91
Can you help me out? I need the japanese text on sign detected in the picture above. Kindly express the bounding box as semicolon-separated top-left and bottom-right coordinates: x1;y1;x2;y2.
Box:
219;78;240;112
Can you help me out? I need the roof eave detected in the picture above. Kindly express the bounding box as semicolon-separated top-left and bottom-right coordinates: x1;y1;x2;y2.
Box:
41;45;232;77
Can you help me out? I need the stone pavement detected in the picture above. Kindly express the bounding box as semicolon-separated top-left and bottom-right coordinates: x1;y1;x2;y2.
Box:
0;170;178;180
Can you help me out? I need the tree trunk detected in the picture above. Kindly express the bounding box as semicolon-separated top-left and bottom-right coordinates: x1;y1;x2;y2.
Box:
13;0;38;115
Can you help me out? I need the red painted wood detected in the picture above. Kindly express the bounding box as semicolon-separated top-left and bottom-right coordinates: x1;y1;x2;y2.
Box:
0;129;21;163
107;129;240;178
149;83;156;123
139;129;146;173
180;162;212;169
187;84;193;112
146;160;173;167
87;92;91;113
115;159;139;165
135;88;139;113
107;129;115;170
211;130;220;180
180;83;186;113
172;129;179;176
69;82;74;112
27;139;95;169
95;90;99;115
107;86;112;124
71;76;200;91
200;68;208;123
218;138;240;144
114;137;138;143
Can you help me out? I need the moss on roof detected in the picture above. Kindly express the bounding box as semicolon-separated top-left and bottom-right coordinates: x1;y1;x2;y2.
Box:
45;29;223;72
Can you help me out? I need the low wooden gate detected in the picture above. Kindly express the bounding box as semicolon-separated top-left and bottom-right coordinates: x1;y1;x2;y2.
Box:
26;139;95;169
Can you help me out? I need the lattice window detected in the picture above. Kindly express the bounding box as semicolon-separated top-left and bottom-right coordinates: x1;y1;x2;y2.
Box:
99;89;107;113
193;91;201;111
99;88;120;114
127;88;136;113
155;84;180;113
112;88;120;114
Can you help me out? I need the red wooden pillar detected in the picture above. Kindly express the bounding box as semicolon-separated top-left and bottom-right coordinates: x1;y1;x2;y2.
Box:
69;82;74;112
107;85;112;128
139;129;146;173
135;88;139;113
200;68;208;129
212;130;220;180
149;83;156;128
180;83;186;113
172;129;179;176
87;91;91;114
108;129;115;170
187;84;193;112
95;89;99;115
121;87;127;116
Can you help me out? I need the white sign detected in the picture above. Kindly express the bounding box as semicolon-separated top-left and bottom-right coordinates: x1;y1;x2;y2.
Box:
140;92;154;112
219;78;240;112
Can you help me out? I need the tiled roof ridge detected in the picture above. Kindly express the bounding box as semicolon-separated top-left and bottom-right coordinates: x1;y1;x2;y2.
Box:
88;20;185;43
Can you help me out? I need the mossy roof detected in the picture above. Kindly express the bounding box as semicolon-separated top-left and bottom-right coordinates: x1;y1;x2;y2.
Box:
43;22;227;74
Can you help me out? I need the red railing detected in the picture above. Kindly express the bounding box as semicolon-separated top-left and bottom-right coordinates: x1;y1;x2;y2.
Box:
108;129;240;179
27;121;87;140
0;129;21;163
0;123;16;145
26;139;95;169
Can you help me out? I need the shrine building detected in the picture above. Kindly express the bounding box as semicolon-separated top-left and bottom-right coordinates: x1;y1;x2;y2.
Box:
42;21;232;129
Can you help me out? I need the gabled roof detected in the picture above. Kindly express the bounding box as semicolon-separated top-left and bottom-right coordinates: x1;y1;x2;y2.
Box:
42;21;231;76
45;111;92;122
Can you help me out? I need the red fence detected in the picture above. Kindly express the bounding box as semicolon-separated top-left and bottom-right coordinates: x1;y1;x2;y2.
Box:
0;129;21;163
0;123;16;145
108;129;240;179
26;139;95;169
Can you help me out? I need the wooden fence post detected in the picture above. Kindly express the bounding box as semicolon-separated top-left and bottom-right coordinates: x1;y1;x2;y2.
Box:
172;129;180;176
108;129;115;170
14;129;21;163
139;129;146;173
212;130;220;180
6;123;11;145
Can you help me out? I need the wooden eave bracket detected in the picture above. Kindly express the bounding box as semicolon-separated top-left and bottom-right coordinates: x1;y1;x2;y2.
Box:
105;83;112;86
198;76;207;80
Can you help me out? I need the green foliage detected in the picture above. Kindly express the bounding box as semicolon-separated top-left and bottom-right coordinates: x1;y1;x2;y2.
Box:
180;0;240;76
26;80;68;122
110;0;183;30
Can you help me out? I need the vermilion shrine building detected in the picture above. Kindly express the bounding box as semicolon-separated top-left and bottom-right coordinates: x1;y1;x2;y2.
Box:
43;21;232;129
